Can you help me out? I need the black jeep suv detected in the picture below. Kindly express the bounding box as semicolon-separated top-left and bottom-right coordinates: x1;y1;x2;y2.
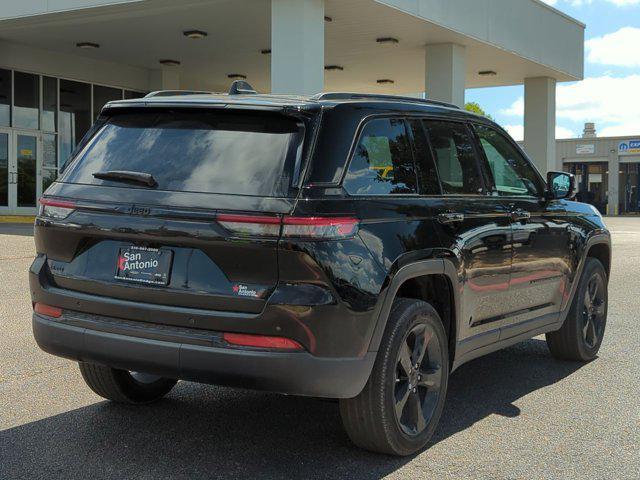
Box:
31;86;611;456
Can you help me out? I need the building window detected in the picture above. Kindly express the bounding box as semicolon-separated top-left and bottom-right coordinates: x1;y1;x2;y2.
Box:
124;90;146;100
93;85;123;120
42;76;57;133
59;79;91;168
0;69;11;127
13;71;40;130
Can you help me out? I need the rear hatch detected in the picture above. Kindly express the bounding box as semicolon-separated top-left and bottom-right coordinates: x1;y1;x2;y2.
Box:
37;106;313;314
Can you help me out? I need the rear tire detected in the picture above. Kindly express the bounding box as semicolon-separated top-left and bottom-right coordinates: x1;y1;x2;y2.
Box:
339;298;449;456
78;362;177;404
546;258;608;361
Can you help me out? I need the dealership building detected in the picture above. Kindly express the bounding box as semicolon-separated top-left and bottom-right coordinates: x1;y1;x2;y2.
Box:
0;0;586;216
554;125;640;216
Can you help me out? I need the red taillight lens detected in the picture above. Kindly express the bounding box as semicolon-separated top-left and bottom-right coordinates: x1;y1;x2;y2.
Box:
223;332;304;350
34;303;62;318
283;217;358;239
38;198;76;220
217;214;282;237
216;213;358;240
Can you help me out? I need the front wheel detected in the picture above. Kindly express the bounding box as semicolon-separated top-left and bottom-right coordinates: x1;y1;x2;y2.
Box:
339;298;449;456
78;362;177;404
546;257;608;361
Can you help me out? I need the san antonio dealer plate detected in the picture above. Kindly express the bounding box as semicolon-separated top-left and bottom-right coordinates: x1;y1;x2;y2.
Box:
115;245;173;286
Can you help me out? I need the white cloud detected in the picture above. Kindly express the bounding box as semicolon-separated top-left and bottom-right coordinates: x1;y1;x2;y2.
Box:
504;125;524;141
503;124;575;141
500;75;640;138
556;126;577;138
606;0;640;5
541;0;638;6
586;27;640;67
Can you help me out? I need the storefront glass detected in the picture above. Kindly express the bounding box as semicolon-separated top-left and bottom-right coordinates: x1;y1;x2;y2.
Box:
620;163;640;214
565;162;608;214
13;71;40;130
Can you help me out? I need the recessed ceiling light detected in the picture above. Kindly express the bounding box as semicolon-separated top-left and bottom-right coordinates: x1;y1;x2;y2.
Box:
377;79;395;85
324;65;344;71
183;30;208;39
376;37;399;45
324;16;333;22
76;42;100;49
159;59;181;66
227;73;247;80
479;70;497;76
261;49;272;55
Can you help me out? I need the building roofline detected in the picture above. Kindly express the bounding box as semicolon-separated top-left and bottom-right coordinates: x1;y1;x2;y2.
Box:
529;0;586;28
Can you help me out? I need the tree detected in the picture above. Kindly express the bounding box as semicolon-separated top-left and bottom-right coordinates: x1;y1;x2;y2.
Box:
464;102;494;120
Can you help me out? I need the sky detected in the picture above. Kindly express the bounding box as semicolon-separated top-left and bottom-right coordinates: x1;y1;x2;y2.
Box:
465;0;640;140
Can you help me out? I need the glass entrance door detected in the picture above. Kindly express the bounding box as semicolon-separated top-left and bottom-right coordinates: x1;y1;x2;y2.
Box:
0;129;42;215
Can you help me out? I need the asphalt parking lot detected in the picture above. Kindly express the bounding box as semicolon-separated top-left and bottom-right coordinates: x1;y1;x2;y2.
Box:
1;218;639;479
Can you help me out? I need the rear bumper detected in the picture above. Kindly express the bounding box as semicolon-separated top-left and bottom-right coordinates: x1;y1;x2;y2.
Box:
32;312;375;398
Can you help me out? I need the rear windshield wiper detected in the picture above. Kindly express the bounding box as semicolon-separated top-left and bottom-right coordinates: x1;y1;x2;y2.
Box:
93;170;158;188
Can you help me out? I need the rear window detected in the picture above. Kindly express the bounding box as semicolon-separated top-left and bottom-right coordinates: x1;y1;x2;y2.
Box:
61;110;305;197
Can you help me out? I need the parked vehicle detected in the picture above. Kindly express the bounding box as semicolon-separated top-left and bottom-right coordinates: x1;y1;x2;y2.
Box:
31;83;611;455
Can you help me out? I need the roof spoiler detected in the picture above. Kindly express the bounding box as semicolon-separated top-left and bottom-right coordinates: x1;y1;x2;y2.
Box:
229;80;257;95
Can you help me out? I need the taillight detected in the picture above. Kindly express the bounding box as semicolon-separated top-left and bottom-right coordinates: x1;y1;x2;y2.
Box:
223;332;303;350
34;303;63;318
283;217;358;239
217;214;282;237
38;198;76;220
217;214;358;240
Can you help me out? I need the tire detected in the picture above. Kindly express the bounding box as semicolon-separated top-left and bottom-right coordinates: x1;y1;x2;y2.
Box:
546;257;608;361
339;298;449;456
78;362;177;404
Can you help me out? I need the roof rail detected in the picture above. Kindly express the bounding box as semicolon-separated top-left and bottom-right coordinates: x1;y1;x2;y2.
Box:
312;92;460;109
144;90;212;98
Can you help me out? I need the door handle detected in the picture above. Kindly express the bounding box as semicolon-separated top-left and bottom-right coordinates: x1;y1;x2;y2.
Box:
437;212;465;224
510;209;531;222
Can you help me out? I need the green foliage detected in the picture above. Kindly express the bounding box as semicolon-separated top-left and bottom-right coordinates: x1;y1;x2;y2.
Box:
464;102;494;121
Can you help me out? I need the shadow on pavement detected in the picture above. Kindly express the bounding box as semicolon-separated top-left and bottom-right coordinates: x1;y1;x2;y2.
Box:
1;339;585;480
0;223;34;237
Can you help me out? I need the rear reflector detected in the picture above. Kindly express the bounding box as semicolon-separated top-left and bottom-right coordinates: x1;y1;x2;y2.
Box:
34;303;62;318
38;198;76;220
217;213;358;240
223;332;304;350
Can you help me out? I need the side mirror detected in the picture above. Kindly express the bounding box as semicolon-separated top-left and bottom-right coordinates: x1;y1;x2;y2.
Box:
546;171;576;200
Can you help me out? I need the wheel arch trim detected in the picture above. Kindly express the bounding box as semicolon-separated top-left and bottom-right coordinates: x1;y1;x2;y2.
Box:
367;258;461;355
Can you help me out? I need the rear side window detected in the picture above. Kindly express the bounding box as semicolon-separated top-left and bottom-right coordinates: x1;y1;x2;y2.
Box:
343;118;417;195
407;119;440;195
422;121;484;195
61;110;305;197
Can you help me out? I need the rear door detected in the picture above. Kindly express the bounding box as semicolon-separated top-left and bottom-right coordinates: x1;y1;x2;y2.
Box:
39;108;308;316
420;119;513;347
471;123;568;336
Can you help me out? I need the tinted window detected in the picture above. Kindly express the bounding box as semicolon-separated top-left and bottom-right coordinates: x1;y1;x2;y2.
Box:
408;119;440;195
475;125;541;197
0;69;10;127
344;118;417;195
60;80;91;168
42;76;57;132
93;85;122;120
13;71;39;129
62;111;304;197
423;121;483;195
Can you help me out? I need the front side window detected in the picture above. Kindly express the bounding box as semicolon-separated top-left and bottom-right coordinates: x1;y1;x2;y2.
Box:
343;118;417;195
475;125;541;197
422;120;483;195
